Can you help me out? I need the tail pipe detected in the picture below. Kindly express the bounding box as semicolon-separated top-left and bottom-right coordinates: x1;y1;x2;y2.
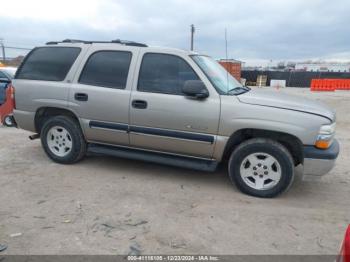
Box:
29;134;40;140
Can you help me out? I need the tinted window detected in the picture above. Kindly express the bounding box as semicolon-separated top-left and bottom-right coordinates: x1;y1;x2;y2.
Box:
16;47;81;81
138;53;199;95
79;51;132;89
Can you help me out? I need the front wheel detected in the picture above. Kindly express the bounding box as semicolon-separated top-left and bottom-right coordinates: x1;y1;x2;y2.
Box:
41;116;87;164
228;138;295;198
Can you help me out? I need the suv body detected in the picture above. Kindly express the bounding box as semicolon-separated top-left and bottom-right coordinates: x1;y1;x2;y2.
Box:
11;40;339;198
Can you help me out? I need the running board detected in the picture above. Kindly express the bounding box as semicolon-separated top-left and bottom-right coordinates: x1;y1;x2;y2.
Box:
88;143;218;172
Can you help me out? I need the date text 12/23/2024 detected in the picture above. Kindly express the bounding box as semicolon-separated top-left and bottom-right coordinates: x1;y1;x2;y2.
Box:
127;255;219;261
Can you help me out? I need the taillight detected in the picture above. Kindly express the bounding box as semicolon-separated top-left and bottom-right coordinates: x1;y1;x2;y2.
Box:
9;83;15;109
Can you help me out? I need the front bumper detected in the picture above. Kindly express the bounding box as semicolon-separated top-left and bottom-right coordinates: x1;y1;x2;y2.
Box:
302;139;340;180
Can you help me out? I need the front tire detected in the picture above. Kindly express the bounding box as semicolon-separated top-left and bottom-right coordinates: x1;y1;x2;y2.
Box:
228;138;295;198
40;116;87;164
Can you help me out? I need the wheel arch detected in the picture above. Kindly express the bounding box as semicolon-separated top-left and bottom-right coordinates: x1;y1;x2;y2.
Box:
34;107;81;134
222;128;304;166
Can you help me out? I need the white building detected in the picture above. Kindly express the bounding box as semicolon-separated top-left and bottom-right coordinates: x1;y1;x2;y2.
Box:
295;63;350;72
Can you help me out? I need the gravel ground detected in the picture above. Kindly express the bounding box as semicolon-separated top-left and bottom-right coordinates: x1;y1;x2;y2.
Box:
0;87;349;255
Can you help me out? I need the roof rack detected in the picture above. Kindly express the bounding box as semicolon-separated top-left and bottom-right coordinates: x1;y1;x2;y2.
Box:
46;39;147;47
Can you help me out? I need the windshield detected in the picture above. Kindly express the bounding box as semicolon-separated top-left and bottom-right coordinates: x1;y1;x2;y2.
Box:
1;68;17;78
191;55;249;95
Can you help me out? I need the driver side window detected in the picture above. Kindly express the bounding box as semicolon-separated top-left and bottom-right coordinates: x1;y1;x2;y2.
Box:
137;53;200;95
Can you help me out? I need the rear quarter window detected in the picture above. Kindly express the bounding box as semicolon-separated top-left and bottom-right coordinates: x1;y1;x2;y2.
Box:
16;47;81;81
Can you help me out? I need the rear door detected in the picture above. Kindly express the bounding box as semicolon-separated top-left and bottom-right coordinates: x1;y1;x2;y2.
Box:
69;45;139;146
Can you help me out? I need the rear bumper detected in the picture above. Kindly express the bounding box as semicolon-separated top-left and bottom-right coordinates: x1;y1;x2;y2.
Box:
302;139;340;180
13;109;36;132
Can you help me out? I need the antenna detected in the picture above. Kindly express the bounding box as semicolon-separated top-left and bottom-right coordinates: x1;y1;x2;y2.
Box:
225;28;229;93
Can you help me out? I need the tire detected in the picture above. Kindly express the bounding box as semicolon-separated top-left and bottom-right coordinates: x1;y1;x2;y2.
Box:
40;116;87;164
228;138;294;198
3;115;14;127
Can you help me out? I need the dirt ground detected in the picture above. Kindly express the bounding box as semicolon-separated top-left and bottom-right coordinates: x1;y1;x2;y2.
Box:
0;87;349;255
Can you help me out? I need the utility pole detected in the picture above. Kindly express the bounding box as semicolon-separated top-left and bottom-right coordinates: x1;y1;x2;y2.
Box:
190;24;195;51
225;28;228;61
0;38;5;61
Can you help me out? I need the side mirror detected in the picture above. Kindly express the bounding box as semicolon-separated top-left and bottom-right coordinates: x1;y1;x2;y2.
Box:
182;80;209;99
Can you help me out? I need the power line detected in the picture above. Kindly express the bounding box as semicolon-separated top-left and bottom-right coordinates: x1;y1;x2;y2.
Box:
5;46;32;51
0;37;32;60
4;41;36;48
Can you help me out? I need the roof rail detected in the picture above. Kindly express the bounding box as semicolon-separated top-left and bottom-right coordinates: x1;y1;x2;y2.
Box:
46;39;147;47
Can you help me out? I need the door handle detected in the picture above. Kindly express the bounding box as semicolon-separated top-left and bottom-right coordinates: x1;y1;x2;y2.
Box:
74;93;88;102
132;100;147;109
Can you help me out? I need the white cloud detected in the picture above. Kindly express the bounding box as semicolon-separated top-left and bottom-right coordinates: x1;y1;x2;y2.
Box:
1;0;349;63
0;0;100;20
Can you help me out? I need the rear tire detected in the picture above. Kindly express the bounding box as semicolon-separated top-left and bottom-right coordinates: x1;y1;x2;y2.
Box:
228;138;294;198
40;116;86;164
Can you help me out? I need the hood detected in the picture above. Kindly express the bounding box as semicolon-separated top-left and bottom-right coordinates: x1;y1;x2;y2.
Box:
237;89;336;122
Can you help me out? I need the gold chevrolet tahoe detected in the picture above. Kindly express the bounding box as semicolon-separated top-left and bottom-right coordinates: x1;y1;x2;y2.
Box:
11;39;339;198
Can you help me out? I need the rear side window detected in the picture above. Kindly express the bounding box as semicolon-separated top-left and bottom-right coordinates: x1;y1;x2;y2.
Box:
79;51;132;89
16;47;81;81
138;53;200;95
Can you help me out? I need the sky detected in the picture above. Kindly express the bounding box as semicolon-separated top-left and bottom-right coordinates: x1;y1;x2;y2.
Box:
0;0;350;66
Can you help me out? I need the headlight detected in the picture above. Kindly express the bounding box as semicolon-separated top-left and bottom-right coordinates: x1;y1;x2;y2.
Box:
315;123;336;149
319;122;336;135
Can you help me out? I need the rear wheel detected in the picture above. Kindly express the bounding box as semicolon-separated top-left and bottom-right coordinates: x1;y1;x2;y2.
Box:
41;116;86;164
228;138;294;198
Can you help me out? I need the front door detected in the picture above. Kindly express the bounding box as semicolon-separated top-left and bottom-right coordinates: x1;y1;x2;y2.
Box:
129;51;220;158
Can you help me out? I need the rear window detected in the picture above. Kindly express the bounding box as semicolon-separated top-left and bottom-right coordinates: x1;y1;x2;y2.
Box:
16;47;81;81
